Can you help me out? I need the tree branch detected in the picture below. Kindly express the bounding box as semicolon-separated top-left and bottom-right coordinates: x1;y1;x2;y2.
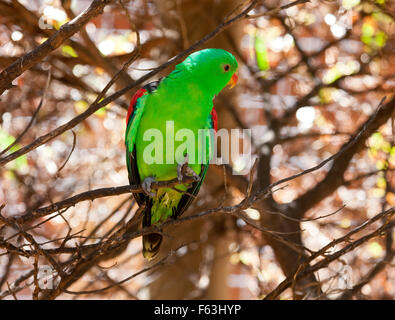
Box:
0;0;117;96
289;96;395;218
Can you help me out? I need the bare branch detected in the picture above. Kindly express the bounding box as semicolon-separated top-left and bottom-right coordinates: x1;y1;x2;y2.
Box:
0;0;117;96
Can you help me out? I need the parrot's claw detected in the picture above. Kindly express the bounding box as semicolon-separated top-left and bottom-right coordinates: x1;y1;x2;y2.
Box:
177;153;189;181
142;177;156;197
177;171;183;182
177;154;200;182
184;166;200;181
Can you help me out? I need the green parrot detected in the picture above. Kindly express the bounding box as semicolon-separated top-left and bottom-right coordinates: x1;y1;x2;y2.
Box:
125;48;238;259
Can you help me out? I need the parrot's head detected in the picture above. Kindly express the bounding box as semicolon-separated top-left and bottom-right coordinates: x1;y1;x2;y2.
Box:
176;48;238;96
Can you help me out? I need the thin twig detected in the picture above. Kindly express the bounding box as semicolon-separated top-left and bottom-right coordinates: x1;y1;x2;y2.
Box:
0;68;51;156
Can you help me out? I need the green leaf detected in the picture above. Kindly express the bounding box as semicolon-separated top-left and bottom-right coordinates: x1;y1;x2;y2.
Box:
319;88;335;104
362;22;375;36
372;11;393;24
74;100;89;113
323;67;342;84
0;128;15;150
342;0;360;9
0;128;28;171
376;176;386;189
374;31;387;47
369;132;383;148
95;107;107;117
368;147;377;158
381;140;391;153
361;34;372;45
62;45;78;58
376;159;388;170
255;34;270;71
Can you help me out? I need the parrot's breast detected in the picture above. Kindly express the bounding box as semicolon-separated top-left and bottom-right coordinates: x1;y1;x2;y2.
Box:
135;86;212;182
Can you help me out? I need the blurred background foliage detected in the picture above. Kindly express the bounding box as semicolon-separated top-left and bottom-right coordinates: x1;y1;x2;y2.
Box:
0;0;394;299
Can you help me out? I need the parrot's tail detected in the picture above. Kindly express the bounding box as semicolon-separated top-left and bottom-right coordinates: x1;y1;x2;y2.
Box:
142;201;163;260
143;233;163;260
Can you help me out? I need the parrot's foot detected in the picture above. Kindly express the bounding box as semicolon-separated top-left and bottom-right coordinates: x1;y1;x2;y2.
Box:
177;153;189;181
142;176;156;197
184;166;200;181
177;154;200;182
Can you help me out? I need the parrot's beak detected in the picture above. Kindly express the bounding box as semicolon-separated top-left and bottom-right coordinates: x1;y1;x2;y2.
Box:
227;71;238;89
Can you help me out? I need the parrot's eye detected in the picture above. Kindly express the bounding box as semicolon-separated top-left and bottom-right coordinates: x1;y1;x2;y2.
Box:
223;64;230;72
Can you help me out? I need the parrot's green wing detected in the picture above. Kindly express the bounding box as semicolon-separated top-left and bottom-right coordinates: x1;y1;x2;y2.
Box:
172;108;217;218
125;81;160;206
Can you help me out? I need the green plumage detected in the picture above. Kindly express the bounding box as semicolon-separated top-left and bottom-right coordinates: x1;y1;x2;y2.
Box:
125;48;238;259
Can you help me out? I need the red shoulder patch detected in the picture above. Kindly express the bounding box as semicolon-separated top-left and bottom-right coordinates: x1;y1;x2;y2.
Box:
210;107;218;132
126;88;147;125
